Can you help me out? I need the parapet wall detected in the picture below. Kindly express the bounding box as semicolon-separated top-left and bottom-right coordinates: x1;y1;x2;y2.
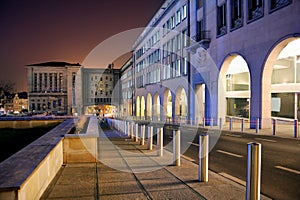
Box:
0;116;99;200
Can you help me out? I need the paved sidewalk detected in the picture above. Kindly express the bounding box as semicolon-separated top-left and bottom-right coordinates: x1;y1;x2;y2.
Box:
41;127;270;200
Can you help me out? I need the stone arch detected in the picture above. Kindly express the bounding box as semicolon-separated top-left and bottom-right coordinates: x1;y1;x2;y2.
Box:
262;36;300;127
141;96;145;118
218;54;251;119
136;96;140;117
146;93;152;119
175;87;187;118
153;93;161;120
163;89;172;118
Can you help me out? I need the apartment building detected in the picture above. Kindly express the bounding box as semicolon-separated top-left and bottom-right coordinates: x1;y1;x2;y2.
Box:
130;0;300;128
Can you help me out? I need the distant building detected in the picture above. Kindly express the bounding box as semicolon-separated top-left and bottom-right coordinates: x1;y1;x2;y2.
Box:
27;62;80;115
12;94;28;112
75;64;121;116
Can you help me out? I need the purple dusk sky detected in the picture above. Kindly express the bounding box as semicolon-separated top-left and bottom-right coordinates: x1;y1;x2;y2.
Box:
0;0;165;92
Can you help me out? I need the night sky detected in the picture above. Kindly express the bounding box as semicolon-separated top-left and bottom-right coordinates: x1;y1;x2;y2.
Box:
0;0;165;91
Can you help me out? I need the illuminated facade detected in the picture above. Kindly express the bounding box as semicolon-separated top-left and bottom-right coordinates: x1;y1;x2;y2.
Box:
129;0;300;128
76;66;121;116
27;62;80;115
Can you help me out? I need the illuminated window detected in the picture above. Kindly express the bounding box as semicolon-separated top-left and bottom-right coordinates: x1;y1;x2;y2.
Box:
182;4;187;19
176;9;181;25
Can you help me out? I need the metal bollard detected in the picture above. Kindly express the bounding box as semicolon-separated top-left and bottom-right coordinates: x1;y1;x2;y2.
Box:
256;118;260;134
210;118;213;128
202;117;205;127
272;119;276;135
219;118;223;130
229;117;233;131
141;125;145;145
241;118;245;132
135;124;139;142
157;127;163;156
173;129;181;166
148;126;153;150
246;142;262;200
198;134;209;182
294;119;298;138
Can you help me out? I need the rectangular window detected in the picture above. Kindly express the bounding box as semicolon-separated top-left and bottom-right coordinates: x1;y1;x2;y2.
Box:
33;73;37;92
37;103;41;111
163;44;167;58
32;103;36;111
231;0;243;29
44;73;48;89
58;99;62;107
248;0;263;21
183;30;188;47
270;0;291;11
171;15;175;29
54;73;58;92
183;57;188;75
39;73;42;92
48;102;51;109
172;62;176;78
196;20;204;42
182;4;187;19
217;3;227;36
49;73;53;91
59;73;63;92
176;9;181;25
177;34;181;50
172;37;176;53
176;59;181;77
53;100;56;108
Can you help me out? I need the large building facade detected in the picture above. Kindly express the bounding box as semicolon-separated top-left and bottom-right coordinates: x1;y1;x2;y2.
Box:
27;62;80;115
75;65;121;116
126;0;300;129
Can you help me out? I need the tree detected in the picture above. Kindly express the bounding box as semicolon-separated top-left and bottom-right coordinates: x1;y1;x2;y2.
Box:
0;80;15;93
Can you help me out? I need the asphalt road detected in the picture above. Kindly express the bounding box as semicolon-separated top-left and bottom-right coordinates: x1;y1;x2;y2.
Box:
160;125;300;200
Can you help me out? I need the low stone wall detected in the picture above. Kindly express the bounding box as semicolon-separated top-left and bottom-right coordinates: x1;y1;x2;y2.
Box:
0;116;99;200
0;120;74;200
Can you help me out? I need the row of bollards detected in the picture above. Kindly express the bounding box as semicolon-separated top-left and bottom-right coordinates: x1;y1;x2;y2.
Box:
108;119;263;199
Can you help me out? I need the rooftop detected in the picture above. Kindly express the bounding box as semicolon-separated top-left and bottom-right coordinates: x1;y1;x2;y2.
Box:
27;61;81;67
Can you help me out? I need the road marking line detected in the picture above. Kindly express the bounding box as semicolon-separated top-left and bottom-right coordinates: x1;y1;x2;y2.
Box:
224;134;242;138
219;172;246;186
216;150;243;158
255;138;277;143
181;155;196;162
188;142;199;147
275;166;300;175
